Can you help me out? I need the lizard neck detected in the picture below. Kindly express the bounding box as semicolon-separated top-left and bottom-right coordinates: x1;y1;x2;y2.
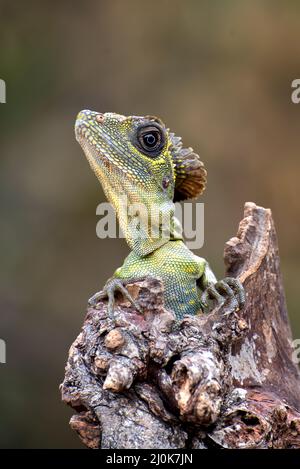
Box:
89;158;182;256
113;193;183;257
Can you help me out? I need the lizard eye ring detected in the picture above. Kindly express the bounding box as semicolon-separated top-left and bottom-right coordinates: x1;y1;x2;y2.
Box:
135;123;165;157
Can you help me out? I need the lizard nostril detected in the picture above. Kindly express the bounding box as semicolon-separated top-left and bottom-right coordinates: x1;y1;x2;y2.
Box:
96;113;104;124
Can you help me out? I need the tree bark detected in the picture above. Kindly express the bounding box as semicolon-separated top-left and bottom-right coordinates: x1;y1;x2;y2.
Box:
60;202;300;449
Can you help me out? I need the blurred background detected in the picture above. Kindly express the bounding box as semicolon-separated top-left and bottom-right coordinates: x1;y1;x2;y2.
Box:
0;0;299;448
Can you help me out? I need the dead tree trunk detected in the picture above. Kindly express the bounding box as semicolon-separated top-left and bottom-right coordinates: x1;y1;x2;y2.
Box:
60;202;300;449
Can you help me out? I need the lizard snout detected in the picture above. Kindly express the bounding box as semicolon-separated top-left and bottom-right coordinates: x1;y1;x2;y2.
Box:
76;109;104;123
75;109;105;141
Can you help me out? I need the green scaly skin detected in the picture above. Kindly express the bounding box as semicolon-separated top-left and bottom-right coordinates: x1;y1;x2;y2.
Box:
75;110;245;320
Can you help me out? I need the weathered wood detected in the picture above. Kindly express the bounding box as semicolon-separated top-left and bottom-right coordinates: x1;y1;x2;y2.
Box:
60;202;300;449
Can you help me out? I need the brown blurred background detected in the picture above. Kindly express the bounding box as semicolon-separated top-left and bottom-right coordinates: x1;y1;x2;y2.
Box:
0;0;299;448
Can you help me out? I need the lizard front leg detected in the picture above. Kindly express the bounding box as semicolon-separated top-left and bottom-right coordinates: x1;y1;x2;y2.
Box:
197;260;245;311
88;274;144;318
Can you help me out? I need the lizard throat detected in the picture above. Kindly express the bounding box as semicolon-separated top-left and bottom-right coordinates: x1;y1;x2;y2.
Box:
76;127;182;257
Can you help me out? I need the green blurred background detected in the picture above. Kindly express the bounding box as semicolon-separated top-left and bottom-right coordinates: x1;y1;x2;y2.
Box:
0;0;299;448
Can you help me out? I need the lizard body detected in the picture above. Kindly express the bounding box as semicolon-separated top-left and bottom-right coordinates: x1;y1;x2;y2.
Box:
75;110;244;319
114;240;214;317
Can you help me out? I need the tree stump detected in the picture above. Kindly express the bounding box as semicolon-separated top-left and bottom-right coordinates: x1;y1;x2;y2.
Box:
60;202;300;449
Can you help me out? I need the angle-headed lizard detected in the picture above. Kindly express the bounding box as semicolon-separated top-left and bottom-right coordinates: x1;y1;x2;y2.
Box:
75;110;245;319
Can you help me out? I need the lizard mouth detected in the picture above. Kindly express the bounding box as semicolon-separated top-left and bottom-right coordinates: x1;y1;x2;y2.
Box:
75;114;111;165
75;109;161;189
75;110;134;176
75;114;131;179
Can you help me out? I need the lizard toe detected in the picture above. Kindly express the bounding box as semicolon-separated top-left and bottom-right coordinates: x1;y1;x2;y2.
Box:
88;290;107;307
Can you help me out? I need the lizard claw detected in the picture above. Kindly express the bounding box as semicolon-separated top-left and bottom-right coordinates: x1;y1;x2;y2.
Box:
201;277;245;312
88;290;107;307
88;278;143;318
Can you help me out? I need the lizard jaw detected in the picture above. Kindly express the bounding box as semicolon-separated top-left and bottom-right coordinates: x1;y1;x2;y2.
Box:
75;111;113;170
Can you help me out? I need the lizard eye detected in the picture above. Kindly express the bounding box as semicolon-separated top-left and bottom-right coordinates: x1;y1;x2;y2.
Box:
143;132;157;148
136;124;165;157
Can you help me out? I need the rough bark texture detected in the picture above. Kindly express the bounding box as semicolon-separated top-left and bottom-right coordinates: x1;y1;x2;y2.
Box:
60;202;300;449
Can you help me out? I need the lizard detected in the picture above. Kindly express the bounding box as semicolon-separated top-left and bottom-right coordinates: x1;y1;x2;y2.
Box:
75;110;245;320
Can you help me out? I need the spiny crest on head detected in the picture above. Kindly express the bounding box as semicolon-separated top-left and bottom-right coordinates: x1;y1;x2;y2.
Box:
169;132;207;202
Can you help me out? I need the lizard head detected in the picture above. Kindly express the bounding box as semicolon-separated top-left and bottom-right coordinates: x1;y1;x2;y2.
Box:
75;109;206;255
75;110;206;204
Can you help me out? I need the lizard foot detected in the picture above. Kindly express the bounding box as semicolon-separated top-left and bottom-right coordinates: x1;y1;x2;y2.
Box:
201;277;245;312
88;278;143;319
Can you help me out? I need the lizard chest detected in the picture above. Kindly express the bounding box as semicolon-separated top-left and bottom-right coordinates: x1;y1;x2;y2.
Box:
120;241;202;318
